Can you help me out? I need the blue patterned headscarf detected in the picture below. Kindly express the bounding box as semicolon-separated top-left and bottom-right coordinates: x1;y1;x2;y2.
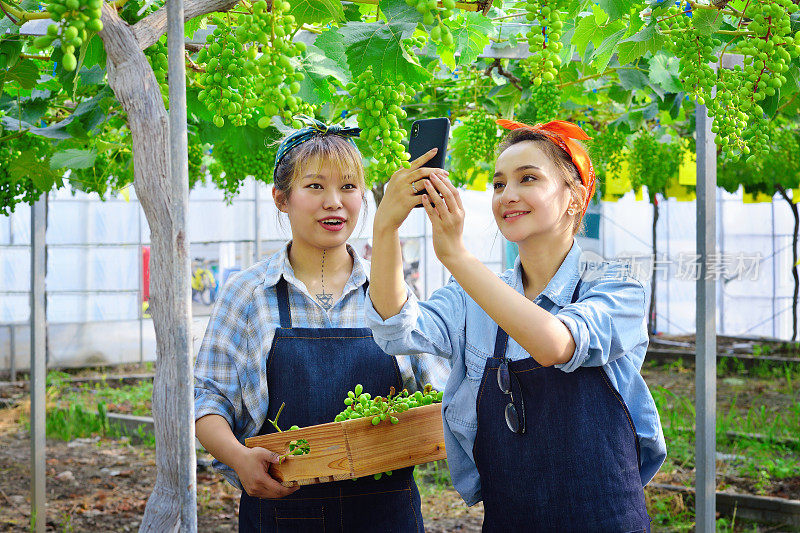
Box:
273;115;362;180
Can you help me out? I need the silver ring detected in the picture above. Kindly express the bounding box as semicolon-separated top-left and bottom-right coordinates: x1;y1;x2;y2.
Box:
411;182;418;194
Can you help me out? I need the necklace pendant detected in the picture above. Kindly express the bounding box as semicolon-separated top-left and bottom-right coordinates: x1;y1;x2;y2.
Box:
316;290;334;310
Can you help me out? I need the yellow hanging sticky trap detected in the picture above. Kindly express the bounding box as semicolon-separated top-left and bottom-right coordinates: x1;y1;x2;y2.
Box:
793;188;800;204
635;187;643;201
756;191;773;203
467;169;489;191
119;185;130;202
742;192;757;203
678;150;697;186
607;159;632;196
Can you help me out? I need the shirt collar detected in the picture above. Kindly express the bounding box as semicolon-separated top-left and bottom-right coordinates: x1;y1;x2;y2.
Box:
507;239;584;307
263;241;369;293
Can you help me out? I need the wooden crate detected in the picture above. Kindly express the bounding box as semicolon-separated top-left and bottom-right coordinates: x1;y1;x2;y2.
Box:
245;403;446;486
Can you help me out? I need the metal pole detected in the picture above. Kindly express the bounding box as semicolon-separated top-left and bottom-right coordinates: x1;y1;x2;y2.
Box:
29;193;47;533
695;102;717;532
9;216;15;381
771;198;776;337
138;201;144;365
254;179;261;265
167;0;197;525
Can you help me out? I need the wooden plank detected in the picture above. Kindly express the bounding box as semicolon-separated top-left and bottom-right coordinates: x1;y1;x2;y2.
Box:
345;403;446;478
244;404;447;486
246;422;352;484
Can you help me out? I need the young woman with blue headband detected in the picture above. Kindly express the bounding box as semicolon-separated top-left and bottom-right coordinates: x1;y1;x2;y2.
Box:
368;119;666;532
193;118;449;532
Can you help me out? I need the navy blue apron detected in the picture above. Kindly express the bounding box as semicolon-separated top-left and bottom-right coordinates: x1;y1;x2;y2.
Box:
472;282;651;532
239;277;424;533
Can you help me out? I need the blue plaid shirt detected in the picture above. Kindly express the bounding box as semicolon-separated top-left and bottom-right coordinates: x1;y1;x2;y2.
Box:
194;242;451;488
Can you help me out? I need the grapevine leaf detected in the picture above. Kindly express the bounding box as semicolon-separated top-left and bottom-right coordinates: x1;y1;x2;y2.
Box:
78;65;105;86
289;0;345;26
449;12;493;67
617;24;665;65
597;0;636;19
590;27;626;73
761;88;780;118
0;17;18;36
82;34;107;69
187;88;215;122
185;16;206;40
314;29;349;78
571;15;600;58
339;22;429;84
0;39;22;70
6;59;39;90
593;3;609;25
380;0;423;25
488;83;521;119
10;150;61;191
692;8;723;35
617;67;650;90
50;149;98;170
296;44;349;101
785;58;800;96
1;115;75;139
648;53;682;93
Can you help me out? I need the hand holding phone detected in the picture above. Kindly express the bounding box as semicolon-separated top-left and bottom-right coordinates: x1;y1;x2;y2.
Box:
408;118;450;206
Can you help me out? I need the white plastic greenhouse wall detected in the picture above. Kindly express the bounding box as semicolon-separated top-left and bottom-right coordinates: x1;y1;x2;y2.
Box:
0;180;797;373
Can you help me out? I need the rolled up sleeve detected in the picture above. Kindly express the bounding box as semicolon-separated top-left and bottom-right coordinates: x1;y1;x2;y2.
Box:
365;278;466;361
555;269;648;372
194;283;248;430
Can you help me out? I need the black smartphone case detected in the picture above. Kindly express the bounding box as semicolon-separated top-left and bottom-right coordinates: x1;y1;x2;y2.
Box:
408;118;450;170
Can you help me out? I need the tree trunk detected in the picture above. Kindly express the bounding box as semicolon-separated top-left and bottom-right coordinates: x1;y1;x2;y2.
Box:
99;5;195;530
648;195;659;336
371;181;386;207
776;184;799;341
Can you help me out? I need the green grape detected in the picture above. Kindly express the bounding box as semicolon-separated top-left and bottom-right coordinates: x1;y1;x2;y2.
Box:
188;135;208;190
520;0;565;86
145;37;169;108
36;0;103;70
208;138;276;202
346;67;418;184
657;5;720;105
196;2;313;128
0;133;52;215
515;80;561;125
457;110;499;164
333;383;442;426
585;124;627;188
404;0;454;45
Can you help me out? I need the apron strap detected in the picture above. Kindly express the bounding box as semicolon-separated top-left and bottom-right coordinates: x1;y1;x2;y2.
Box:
276;277;292;329
493;279;583;360
275;276;370;329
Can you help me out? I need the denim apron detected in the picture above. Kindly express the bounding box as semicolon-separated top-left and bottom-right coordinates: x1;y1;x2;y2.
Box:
239;278;424;533
472;282;651;532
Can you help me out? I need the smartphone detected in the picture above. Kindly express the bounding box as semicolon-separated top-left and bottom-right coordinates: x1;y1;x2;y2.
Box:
408;118;450;206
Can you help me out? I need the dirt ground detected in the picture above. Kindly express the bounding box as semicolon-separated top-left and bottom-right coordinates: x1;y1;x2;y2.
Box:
0;428;483;532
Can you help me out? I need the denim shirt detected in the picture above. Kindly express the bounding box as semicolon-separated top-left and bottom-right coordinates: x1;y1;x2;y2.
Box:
365;240;667;506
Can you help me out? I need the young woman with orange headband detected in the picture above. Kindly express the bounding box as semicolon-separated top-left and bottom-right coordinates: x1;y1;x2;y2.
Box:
367;120;666;531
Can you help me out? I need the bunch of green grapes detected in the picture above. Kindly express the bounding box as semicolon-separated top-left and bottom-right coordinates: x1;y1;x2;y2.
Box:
520;0;564;86
208;138;276;202
0;133;52;215
145;37;169;107
627;129;674;196
515;80;561;124
405;0;455;45
585;124;626;187
334;383;443;425
188;136;207;190
658;6;721;105
34;0;103;71
708;68;760;160
459;110;499;163
346;68;418;182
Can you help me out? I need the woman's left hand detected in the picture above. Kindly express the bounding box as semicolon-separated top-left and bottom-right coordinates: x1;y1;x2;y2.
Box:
421;173;467;266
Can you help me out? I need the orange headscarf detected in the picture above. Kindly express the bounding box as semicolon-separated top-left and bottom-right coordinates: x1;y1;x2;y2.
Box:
496;119;596;215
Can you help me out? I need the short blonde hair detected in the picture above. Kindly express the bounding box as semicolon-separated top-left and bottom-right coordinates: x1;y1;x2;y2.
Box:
273;135;366;200
498;130;589;235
